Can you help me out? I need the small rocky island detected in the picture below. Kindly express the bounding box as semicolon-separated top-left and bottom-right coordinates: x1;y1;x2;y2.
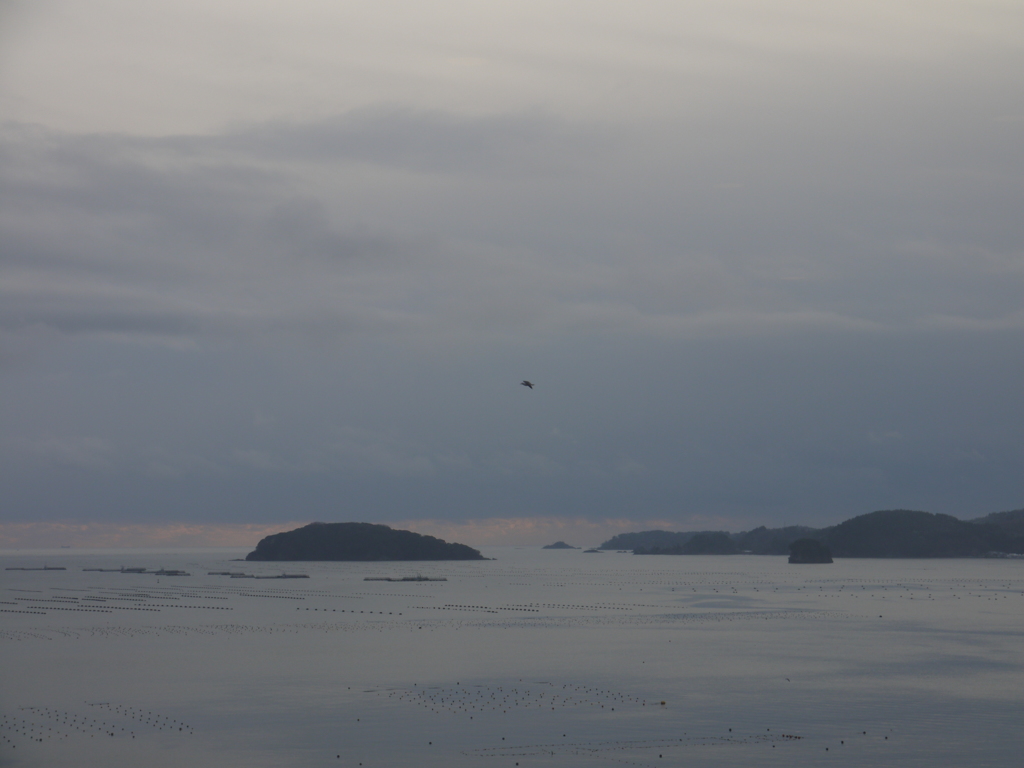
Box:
788;538;833;564
542;541;578;549
245;522;485;561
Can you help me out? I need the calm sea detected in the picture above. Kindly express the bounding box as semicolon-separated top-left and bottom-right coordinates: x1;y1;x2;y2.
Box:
2;547;1022;766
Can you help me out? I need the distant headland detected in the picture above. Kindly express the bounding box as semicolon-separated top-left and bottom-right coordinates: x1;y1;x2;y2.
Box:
542;541;578;549
245;522;486;561
601;508;1024;558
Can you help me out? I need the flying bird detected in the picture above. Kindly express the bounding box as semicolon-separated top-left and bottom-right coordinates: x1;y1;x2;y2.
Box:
521;380;534;389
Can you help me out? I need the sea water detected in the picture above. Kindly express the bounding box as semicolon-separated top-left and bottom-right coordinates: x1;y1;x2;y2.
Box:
2;547;1022;767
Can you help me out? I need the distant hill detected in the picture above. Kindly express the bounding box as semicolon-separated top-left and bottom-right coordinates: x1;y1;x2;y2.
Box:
822;510;1013;558
245;522;485;561
601;530;719;551
602;526;816;555
542;541;578;549
602;508;1024;558
635;531;738;555
969;508;1024;538
733;525;819;555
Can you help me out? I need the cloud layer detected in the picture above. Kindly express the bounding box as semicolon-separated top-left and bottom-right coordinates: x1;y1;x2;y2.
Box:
1;2;1022;540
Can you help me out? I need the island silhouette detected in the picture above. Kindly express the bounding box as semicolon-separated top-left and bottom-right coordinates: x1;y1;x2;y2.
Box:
245;522;485;561
788;538;833;564
604;508;1024;558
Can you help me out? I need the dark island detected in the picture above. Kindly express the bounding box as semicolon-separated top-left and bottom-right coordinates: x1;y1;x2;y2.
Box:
605;508;1024;558
788;538;833;564
245;522;486;561
542;541;578;549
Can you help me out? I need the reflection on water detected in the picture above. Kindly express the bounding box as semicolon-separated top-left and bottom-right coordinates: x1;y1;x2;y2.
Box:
2;548;1023;766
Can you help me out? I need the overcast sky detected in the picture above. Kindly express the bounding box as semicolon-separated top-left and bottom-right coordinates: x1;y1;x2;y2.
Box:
2;1;1022;547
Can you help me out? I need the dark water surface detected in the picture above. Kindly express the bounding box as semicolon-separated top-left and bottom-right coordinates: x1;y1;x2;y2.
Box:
2;548;1022;766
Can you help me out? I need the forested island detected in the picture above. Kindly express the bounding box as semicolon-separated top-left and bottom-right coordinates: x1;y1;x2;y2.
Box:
788;538;833;564
603;508;1024;558
543;541;578;549
245;522;486;561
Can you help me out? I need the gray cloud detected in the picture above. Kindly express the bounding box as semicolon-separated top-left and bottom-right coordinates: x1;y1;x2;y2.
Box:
222;107;608;175
2;17;1023;534
4;100;1022;347
29;436;114;470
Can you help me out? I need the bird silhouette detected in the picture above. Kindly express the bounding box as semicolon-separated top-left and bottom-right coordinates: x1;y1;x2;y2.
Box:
521;380;534;389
